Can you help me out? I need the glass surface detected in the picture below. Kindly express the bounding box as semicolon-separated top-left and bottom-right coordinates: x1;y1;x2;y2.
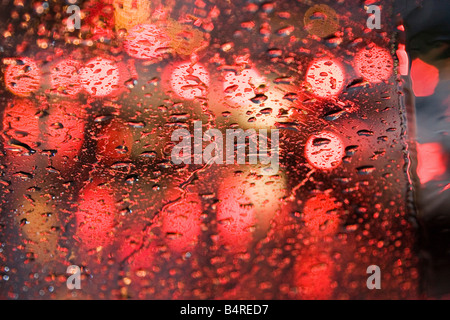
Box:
0;0;424;299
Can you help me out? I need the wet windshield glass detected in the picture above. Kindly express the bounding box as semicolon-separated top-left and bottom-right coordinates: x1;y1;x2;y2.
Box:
0;0;439;300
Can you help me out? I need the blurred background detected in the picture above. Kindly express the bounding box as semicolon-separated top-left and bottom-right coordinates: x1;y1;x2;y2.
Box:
399;0;450;298
0;0;448;299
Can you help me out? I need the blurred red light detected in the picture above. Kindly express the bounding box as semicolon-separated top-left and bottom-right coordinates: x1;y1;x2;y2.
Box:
216;184;256;253
396;44;409;76
417;142;447;184
294;250;334;299
169;61;210;100
305;131;345;170
161;193;202;253
4;57;41;96
305;58;345;98
124;24;170;60
223;68;266;106
45;103;86;168
2;98;40;153
50;59;83;96
118;231;157;271
75;181;117;251
354;45;393;83
80;57;120;97
303;193;342;236
411;58;439;97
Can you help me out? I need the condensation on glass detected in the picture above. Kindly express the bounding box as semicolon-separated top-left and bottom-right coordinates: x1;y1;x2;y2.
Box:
0;0;419;299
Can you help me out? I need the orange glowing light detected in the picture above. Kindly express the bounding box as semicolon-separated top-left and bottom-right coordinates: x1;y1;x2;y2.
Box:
305;131;345;170
354;45;393;83
161;194;202;253
50;59;83;96
169;61;210;100
113;0;151;31
305;58;345;98
4;57;41;96
80;57;120;97
124;24;170;60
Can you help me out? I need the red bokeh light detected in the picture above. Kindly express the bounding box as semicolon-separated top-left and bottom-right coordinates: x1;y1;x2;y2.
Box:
80;57;120;97
294;250;334;299
50;59;83;96
45;103;85;167
124;24;170;60
354;45;393;83
417;142;447;184
117;231;157;271
223;68;266;106
216;183;257;252
75;181;117;251
294;193;340;298
161;193;202;253
4;57;41;96
303;193;342;236
411;58;439;97
305;131;345;170
396;44;409;76
125;245;157;271
169;61;210;100
2;98;40;153
305;58;345;98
